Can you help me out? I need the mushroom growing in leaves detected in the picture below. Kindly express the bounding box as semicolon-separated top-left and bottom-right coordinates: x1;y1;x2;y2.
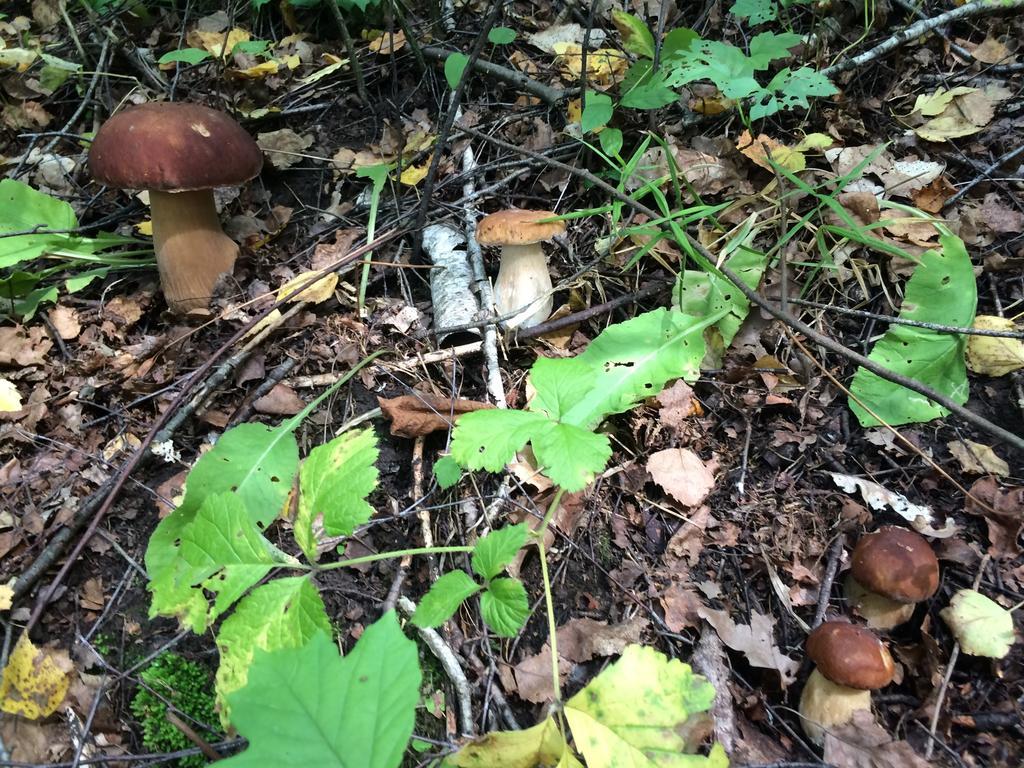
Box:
475;209;566;329
846;525;939;630
799;621;895;745
89;102;263;313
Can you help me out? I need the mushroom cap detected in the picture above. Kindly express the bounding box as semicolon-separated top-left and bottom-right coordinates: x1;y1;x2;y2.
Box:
89;102;262;192
851;525;939;604
476;209;566;246
806;622;895;690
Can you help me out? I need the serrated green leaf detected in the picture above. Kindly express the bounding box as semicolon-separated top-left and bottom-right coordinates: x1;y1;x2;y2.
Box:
529;357;596;421
215;577;330;727
412;570;481;628
445;52;470;89
620;62;678;110
221;615;420;767
581;91;613;134
939;589;1015;659
748;31;802;69
611;10;655;59
488;27;517;45
731;0;777;24
450;408;550;473
849;231;976;426
565;645;727;767
160;492;297;633
433;455;462;488
480;578;529;637
444;717;581;767
472;524;528;580
157;48;212;65
531;422;612;492
296;427;379;560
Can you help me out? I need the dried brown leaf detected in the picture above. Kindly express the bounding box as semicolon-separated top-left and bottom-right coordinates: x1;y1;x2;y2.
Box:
698;607;799;685
378;394;492;438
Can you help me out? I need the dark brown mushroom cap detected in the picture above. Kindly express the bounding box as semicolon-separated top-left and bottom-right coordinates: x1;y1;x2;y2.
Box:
851;526;939;604
476;209;566;246
806;622;895;690
89;102;262;192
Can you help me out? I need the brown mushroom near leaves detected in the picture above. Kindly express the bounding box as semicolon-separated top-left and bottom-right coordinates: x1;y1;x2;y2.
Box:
89;102;263;313
799;621;895;745
475;209;566;329
845;525;939;630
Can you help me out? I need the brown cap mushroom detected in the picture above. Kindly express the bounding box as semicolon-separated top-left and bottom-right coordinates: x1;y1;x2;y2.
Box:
89;102;263;313
799;621;894;745
476;209;566;329
846;526;939;629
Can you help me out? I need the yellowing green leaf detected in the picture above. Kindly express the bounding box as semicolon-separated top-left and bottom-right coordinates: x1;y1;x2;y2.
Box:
0;635;70;719
737;130;806;172
277;271;338;304
946;440;1010;476
300;55;349;85
186;27;251;59
232;59;280;78
940;589;1015;659
914;114;985;142
0;378;22;412
912;86;976;117
794;132;833;151
444;717;581;767
966;315;1024;376
399;162;429;186
611;11;655;59
564;645;726;768
0;48;39;71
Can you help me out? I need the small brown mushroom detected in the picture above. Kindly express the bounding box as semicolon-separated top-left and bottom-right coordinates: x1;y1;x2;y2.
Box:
845;525;939;630
89;102;263;313
475;209;566;329
799;621;895;745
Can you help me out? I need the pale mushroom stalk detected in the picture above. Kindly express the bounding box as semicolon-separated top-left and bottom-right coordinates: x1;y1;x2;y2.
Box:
799;669;872;746
149;189;239;313
493;243;553;329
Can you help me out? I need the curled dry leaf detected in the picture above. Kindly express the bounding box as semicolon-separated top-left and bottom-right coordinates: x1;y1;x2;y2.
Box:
965;477;1024;557
378;394;493;438
697;607;799;685
829;472;957;537
253;384;306;416
257;128;314;169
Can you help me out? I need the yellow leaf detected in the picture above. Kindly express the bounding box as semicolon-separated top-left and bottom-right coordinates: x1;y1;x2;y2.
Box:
566;97;582;125
737;130;806;173
794;132;834;151
300;57;348;85
186;27;251;59
0;378;22;412
402;130;437;157
135;219;153;236
0;635;70;719
398;162;429;186
232;59;279;79
368;29;406;55
553;44;627;86
0;47;38;71
913;86;976;117
277;271;339;304
0;583;12;610
282;54;301;70
966;315;1024;377
914;114;985;142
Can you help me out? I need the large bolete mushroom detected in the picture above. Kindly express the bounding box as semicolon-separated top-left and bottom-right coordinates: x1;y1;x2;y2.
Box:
89;102;263;313
475;209;566;329
845;525;939;630
799;621;895;745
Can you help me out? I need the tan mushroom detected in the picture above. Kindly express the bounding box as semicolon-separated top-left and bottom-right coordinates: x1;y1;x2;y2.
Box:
89;102;263;313
799;621;895;745
475;209;566;329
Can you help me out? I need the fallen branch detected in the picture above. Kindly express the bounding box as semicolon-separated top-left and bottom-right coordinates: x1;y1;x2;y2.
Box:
422;46;568;105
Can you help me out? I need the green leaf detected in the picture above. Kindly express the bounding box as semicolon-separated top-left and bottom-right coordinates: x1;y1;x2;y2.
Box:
849;231;976;426
529;357;596;421
747;31;802;69
488;27;517;45
165;492;298;633
433;455;462;488
480;578;529;637
411;570;481;628
444;717;581;767
939;589;1015;659
444;52;470;90
450;408;550;473
581;92;613;134
0;179;77;269
472;524;529;581
661;28;699;61
215;577;330;726
599;127;624;158
295;427;379;560
731;0;777;24
564;645;728;767
611;10;655;59
620;62;678;110
531;422;612;492
221;615;420;767
233;39;271;56
157;48;212;66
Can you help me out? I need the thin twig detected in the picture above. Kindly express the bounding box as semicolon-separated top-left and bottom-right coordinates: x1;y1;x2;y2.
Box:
943;143;1024;209
421;46;567;105
811;536;845;630
791;299;1024;338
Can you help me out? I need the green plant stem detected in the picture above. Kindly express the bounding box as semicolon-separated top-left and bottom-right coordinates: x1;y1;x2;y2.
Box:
356;176;384;316
327;0;369;105
533;488;566;702
318;545;473;571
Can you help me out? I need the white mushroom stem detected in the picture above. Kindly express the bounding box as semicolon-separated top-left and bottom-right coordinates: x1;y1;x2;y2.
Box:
149;189;239;313
493;243;553;329
798;669;873;746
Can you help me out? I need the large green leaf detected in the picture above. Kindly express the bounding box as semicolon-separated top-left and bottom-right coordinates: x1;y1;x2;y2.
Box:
154;492;298;632
849;231;976;426
215;577;330;726
221;614;421;768
564;645;728;767
450;409;550;473
295;427;379;560
0;179;77;269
